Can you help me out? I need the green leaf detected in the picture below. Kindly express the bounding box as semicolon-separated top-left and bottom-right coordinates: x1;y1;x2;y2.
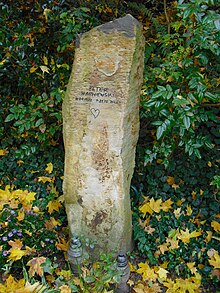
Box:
35;118;44;127
156;124;166;140
5;113;14;122
183;116;191;129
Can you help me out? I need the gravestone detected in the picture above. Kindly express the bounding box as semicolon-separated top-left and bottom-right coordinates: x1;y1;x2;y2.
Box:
63;14;144;257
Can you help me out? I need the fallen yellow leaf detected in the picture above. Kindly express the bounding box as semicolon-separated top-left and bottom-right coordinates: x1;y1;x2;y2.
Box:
8;249;27;261
56;238;69;252
161;198;173;212
45;162;53;174
178;228;202;243
27;257;46;277
209;253;220;269
157;267;169;279
136;262;157;281
47;199;62;214
211;221;220;233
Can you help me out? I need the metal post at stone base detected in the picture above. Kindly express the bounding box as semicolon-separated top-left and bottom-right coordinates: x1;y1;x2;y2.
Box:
67;236;83;275
115;253;130;293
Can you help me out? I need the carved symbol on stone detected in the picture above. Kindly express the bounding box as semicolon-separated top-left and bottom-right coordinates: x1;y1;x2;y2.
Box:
90;108;100;118
94;56;119;76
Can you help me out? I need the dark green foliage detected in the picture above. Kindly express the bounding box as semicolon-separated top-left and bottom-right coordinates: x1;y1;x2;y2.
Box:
0;0;219;290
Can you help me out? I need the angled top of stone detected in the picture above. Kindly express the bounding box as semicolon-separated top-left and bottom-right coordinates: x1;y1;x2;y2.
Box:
97;14;141;38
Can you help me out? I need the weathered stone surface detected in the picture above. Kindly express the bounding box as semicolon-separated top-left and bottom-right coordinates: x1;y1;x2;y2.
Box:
63;14;144;256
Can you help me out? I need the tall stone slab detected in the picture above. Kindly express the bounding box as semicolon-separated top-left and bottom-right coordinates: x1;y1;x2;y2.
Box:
63;14;144;256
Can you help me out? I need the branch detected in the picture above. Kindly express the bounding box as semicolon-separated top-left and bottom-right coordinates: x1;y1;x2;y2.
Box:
164;0;170;34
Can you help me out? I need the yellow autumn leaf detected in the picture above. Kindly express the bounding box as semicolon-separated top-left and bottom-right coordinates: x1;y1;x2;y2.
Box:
191;190;197;199
209;253;220;269
30;66;37;73
167;176;175;185
136;262;157;281
205;231;213;243
56;238;69;252
25;229;32;236
43;8;52;23
166;238;179;250
25;192;36;203
8;239;23;250
8;249;27;261
207;248;218;258
43;55;48;65
178;228;202;243
208;161;212;167
174;208;182;219
211;221;220;233
25;281;48;292
27;256;46;277
140;203;153;216
157;267;169;279
0;185;11;201
158;243;169;254
40;65;50;74
149;198;162;213
161;198;173;212
47;199;62;214
186;205;192;216
0;275;29;293
59;284;72;293
57;269;72;280
0;149;7;156
0;59;6;65
187;262;197;274
38;176;53;183
45;162;53;174
172;183;180;190
17;210;25;221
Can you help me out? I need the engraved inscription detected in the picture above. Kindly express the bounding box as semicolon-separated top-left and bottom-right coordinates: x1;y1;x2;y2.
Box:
73;86;121;105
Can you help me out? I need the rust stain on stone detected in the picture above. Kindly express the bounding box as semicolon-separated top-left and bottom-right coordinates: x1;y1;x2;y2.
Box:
90;210;108;230
92;124;112;182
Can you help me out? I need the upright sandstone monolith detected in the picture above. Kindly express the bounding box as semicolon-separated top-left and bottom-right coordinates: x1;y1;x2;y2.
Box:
63;14;144;256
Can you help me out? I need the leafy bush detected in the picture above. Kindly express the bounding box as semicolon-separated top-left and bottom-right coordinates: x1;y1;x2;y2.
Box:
140;0;220;165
